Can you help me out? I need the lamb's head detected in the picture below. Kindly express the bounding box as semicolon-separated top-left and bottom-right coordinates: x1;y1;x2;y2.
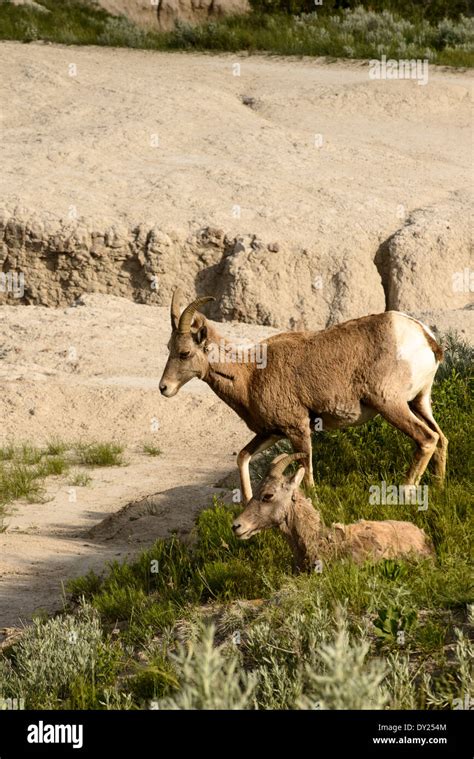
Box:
232;453;307;539
159;289;214;397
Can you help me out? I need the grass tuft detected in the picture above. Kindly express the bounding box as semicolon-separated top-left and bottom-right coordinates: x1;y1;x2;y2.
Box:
68;471;92;487
0;440;126;518
0;463;45;504
143;444;162;457
75;442;125;467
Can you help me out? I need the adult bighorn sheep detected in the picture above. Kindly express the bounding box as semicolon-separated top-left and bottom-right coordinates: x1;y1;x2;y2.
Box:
232;453;435;571
159;290;447;503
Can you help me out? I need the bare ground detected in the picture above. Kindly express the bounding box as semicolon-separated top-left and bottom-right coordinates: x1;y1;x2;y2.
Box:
1;43;471;250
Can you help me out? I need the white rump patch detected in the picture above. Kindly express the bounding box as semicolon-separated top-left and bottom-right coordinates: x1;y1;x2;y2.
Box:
392;313;437;399
397;312;438;345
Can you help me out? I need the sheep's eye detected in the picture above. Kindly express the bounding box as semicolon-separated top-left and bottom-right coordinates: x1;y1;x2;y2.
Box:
262;493;274;502
179;352;191;360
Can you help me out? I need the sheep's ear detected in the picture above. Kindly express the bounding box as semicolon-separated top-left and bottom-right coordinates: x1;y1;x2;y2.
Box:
291;467;305;489
192;323;207;345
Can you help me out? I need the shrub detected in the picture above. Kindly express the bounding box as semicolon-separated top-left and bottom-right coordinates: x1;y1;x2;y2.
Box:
152;623;257;709
0;605;119;709
297;608;389;709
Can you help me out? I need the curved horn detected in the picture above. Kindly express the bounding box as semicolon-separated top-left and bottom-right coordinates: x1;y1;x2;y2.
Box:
269;452;308;478
178;296;215;334
171;287;184;331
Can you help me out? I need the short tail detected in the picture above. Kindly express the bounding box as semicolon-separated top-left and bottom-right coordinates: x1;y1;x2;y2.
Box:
428;336;444;362
402;314;444;362
418;323;444;362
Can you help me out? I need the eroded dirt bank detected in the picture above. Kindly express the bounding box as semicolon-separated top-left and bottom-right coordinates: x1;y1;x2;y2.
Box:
1;43;471;326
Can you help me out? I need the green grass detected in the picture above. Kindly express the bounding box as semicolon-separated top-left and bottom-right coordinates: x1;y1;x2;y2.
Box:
252;0;471;24
45;438;70;457
68;471;92;487
164;11;474;67
75;442;125;467
0;445;66;508
0;443;15;462
0;1;472;67
0;463;45;504
0;335;472;708
36;455;70;477
143;444;162;457
17;443;43;466
0;441;126;527
0;0;112;45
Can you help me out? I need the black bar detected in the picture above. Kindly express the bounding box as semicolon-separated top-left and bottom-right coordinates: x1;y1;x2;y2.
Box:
0;709;470;757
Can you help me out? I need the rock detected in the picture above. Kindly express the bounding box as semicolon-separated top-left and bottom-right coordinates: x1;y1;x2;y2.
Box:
250;235;262;250
8;0;50;12
1;201;470;336
410;307;474;345
96;1;160;29
156;0;250;30
98;0;251;31
241;95;258;109
207;238;386;330
378;194;473;312
232;239;246;255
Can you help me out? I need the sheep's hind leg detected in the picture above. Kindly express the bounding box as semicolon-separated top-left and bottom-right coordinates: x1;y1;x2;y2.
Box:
237;433;282;503
409;388;448;485
369;400;439;487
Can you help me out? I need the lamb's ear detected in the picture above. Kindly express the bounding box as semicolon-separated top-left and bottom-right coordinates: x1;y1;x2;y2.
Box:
291;467;305;489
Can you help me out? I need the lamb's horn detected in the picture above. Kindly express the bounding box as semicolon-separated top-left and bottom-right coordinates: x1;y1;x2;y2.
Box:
269;452;308;478
171;287;184;331
178;296;215;334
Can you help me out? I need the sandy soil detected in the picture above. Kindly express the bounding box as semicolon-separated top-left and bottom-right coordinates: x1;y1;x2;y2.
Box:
0;294;278;630
1;42;471;251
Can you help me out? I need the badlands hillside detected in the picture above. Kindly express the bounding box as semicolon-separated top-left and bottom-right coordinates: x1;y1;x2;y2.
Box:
1;42;472;327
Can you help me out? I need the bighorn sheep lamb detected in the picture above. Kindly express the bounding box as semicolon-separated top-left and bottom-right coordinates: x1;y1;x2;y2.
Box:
232;453;435;571
159;290;447;503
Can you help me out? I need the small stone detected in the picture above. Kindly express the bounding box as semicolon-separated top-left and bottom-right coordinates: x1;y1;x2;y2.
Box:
233;240;246;254
241;95;258;109
250;236;262;250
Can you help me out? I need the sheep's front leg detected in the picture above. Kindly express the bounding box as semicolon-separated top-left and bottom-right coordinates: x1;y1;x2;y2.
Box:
286;421;314;488
237;433;282;503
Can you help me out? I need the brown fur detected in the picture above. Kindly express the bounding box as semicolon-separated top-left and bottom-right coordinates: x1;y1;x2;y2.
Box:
160;295;447;502
233;460;435;572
